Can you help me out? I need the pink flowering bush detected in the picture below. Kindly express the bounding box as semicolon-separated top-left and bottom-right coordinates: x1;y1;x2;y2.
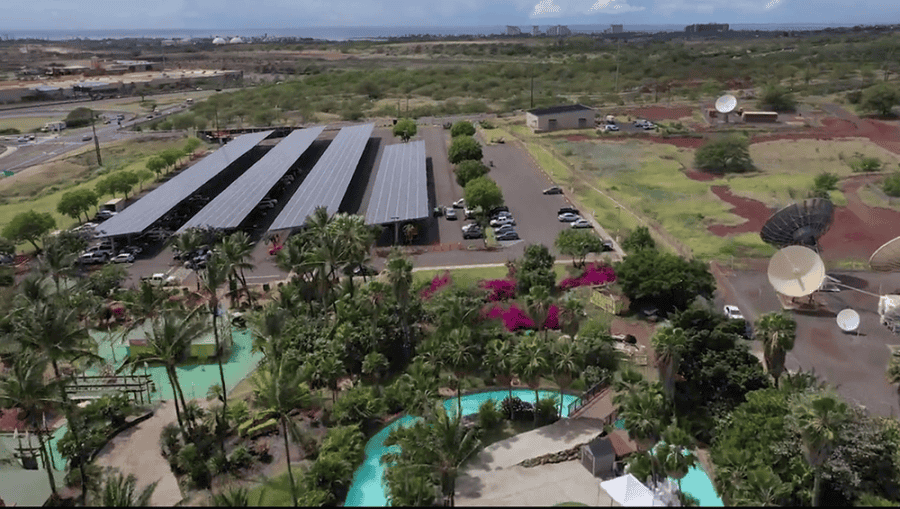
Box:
545;305;560;330
559;263;617;290
482;303;561;332
481;279;517;302
420;271;452;299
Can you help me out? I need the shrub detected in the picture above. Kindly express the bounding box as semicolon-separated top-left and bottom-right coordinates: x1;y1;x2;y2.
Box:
694;135;754;174
849;155;882;173
226;399;249;428
477;399;503;429
558;263;617;290
501;396;534;421
883;172;900;197
382;380;408;414
450;120;476;137
229;445;253;470
160;423;182;458
811;172;840;198
207;452;228;475
420;271;452;299
480;279;516;301
535;397;560;426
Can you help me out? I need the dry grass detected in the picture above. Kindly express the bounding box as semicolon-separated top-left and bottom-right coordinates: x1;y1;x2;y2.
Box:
749;138;900;177
0;116;58;133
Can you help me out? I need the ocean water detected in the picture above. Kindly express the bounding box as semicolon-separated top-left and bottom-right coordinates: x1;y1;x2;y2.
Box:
2;23;865;42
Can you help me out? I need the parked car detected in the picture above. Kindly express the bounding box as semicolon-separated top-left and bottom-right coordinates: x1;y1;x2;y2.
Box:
121;246;142;255
558;207;580;215
352;265;379;276
604;124;619;132
464;207;478;219
558;212;581;222
642;122;656;130
571;219;593;229
256;199;277;210
543;186;563;195
96;210;117;220
463;228;484;239
142;273;176;285
433;206;444;218
453;198;466;208
723;305;745;320
602;240;615;252
496;231;520;241
489;206;509;216
111;252;135;264
489;217;516;227
79;252;108;264
491;211;513;221
445;208;458;220
493;225;516;235
461;223;480;232
82;135;93;141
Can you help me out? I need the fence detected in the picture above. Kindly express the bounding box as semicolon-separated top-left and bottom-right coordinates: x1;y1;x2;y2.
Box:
65;374;155;405
567;381;609;416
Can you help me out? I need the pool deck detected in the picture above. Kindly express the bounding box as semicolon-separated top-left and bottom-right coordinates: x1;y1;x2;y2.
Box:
456;418;615;506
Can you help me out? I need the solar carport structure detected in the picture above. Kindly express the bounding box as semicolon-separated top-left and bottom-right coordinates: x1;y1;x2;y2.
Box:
269;123;374;232
176;126;325;233
97;130;273;237
364;140;428;244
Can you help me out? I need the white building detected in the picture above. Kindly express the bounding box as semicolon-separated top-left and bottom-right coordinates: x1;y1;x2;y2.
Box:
507;26;522;36
547;25;571;36
532;25;541;36
526;104;594;133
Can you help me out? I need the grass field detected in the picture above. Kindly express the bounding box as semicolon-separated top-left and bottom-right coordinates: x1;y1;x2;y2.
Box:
413;263;572;290
856;181;899;210
749;139;900;177
0;116;58;133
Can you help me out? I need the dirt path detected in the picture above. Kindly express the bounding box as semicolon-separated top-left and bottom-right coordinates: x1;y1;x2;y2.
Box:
93;400;184;507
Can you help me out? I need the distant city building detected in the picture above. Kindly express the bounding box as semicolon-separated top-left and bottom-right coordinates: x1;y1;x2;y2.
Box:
547;25;571;37
611;24;623;33
507;26;522;36
532;25;541;36
685;23;729;33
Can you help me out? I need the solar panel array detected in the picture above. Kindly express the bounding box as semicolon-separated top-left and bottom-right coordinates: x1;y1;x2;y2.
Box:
364;140;428;225
176;126;325;233
269;123;374;231
97;130;273;237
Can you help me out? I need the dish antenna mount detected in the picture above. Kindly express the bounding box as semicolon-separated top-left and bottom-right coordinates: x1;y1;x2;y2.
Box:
760;198;834;250
715;94;738;123
767;245;826;298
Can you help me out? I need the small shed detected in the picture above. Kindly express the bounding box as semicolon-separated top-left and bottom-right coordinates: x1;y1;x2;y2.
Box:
581;434;616;477
741;111;778;123
526;104;594;133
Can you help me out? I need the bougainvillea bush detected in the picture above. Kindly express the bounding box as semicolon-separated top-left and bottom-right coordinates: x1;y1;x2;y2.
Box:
481;279;517;302
559;263;616;291
420;271;452;299
482;303;561;332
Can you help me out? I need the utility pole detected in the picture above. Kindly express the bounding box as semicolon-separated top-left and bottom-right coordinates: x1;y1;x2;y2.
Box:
91;109;102;166
530;64;535;109
614;39;621;93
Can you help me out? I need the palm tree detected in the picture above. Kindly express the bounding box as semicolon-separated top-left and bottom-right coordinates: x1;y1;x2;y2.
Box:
251;355;313;508
755;312;797;388
788;390;849;507
513;335;550;426
0;352;62;498
657;424;697;491
385;249;414;354
732;466;792;507
525;285;552;340
170;228;205;291
199;255;230;414
485;339;516;417
558;295;586;338
211;485;251;506
552;339;582;414
93;468;157;506
218;231;257;308
36;240;78;294
441;328;475;418
616;382;670;452
650;326;687;400
428;402;482;506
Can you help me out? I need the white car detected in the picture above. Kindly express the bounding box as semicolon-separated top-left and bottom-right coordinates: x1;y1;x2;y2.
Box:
96;210;117;219
571;219;593;229
558;212;581;222
445;208;458;220
461;222;480;232
111;252;135;264
490;217;516;227
453;198;466;208
604;124;620;132
723;305;744;320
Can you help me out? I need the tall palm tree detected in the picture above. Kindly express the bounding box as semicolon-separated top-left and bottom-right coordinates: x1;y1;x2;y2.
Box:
170;228;205;291
552;339;581;414
441;328;475;418
199;255;230;414
558;295;586;338
385;250;414;354
513;335;550;426
755;312;797;388
93;468;158;506
788;390;849;507
732;466;792;507
120;308;210;433
616;382;670;452
36;240;78;294
657;424;696;490
218;231;257;308
251;355;313;508
525;286;552;340
650;326;687;400
428;402;482;506
0;352;62;498
485;339;515;417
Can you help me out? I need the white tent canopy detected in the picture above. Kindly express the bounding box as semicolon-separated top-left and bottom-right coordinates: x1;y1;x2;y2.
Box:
600;473;666;507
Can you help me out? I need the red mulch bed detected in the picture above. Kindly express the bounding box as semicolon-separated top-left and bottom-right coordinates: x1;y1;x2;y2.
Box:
0;408;27;432
626;106;695;121
707;186;773;236
816;175;900;261
684;170;719;181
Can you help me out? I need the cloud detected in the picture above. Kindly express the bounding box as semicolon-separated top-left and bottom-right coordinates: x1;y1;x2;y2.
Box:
765;0;782;9
532;0;562;15
589;0;646;13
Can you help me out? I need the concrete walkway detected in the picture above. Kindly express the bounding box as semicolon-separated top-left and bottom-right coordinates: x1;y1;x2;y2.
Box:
456;418;613;506
93;400;184;507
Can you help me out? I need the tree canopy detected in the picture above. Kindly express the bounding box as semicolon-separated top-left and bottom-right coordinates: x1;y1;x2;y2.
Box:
463;176;503;215
2;210;56;252
621;226;656;253
555;229;602;268
392;118;417;142
614;249;715;312
759;84;797;112
694;135;754;174
57;188;99;223
861;83;900;117
516;243;556;296
448;135;483;164
450;120;476;137
454;160;489;187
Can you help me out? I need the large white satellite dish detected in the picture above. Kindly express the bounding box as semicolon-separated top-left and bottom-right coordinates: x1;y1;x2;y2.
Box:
767;245;826;298
836;309;860;332
715;94;738;114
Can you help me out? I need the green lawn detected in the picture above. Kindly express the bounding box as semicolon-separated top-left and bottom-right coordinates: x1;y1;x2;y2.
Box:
0;116;58;133
413;264;572;290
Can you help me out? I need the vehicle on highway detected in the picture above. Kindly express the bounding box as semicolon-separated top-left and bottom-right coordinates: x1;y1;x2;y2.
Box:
463;228;484;239
558;207;579;216
723;305;745;320
542;186;563;195
111;252;135;264
571;219;593;229
453;198;466;208
558;212;581;222
445;208;458;220
17;137;29;143
495;231;520;241
490;217;516;227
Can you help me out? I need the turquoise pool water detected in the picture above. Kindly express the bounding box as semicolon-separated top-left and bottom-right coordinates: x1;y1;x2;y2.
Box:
344;389;580;507
680;464;723;507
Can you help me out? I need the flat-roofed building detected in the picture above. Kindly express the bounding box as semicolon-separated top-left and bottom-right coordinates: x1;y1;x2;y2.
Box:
526;104;594;133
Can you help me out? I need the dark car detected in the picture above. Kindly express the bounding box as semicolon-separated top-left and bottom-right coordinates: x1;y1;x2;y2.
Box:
463;229;484;239
496;231;520;241
543;186;563;195
558;207;580;215
489;206;509;216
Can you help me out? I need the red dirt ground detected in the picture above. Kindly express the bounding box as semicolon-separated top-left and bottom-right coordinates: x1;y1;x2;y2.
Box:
625;106;695;121
684;169;719;181
0;408;26;432
707;186;773;236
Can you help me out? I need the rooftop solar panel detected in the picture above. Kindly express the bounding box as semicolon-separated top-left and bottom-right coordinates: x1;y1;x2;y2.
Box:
268;124;374;231
97;130;273;237
176;126;325;233
364;140;428;225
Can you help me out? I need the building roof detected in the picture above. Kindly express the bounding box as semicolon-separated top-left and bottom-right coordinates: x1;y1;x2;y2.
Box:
608;429;640;457
269;124;374;231
586;435;616;458
527;104;593;116
364;140;428;225
97;130;272;237
177;126;325;233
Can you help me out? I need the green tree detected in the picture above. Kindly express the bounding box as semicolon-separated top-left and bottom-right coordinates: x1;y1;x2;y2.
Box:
146;156;166;178
694;135;754;174
621;226;656;253
485;338;516;416
861;83;900;116
183;137;202;154
755;312;797;388
2;210;56;252
555;228;602;268
811;172;840;199
0;236;14;257
93;468;157;506
882;172;900;197
57;188;99;223
453;159;489;187
759;84;797;112
450;120;476;137
788;390;850;507
614;248;715;312
513;335;550;426
160;148;182;173
199;255;230;421
448;135;483;164
551;339;582;413
651;326;687;400
463;176;503;216
392;118;417;142
217;231;257;308
134;169;154;192
887;351;900;409
516;243;556;296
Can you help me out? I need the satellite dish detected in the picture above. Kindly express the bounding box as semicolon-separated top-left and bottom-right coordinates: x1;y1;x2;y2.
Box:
767;245;826;298
715;94;738;114
869;236;900;272
760;198;834;249
836;309;860;332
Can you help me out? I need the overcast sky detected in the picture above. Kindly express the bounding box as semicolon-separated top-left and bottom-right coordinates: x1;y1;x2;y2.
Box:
3;0;898;31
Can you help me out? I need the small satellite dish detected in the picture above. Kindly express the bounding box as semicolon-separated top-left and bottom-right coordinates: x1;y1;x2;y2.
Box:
869;235;900;272
836;309;860;332
767;245;826;298
760;198;834;249
715;94;738;114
